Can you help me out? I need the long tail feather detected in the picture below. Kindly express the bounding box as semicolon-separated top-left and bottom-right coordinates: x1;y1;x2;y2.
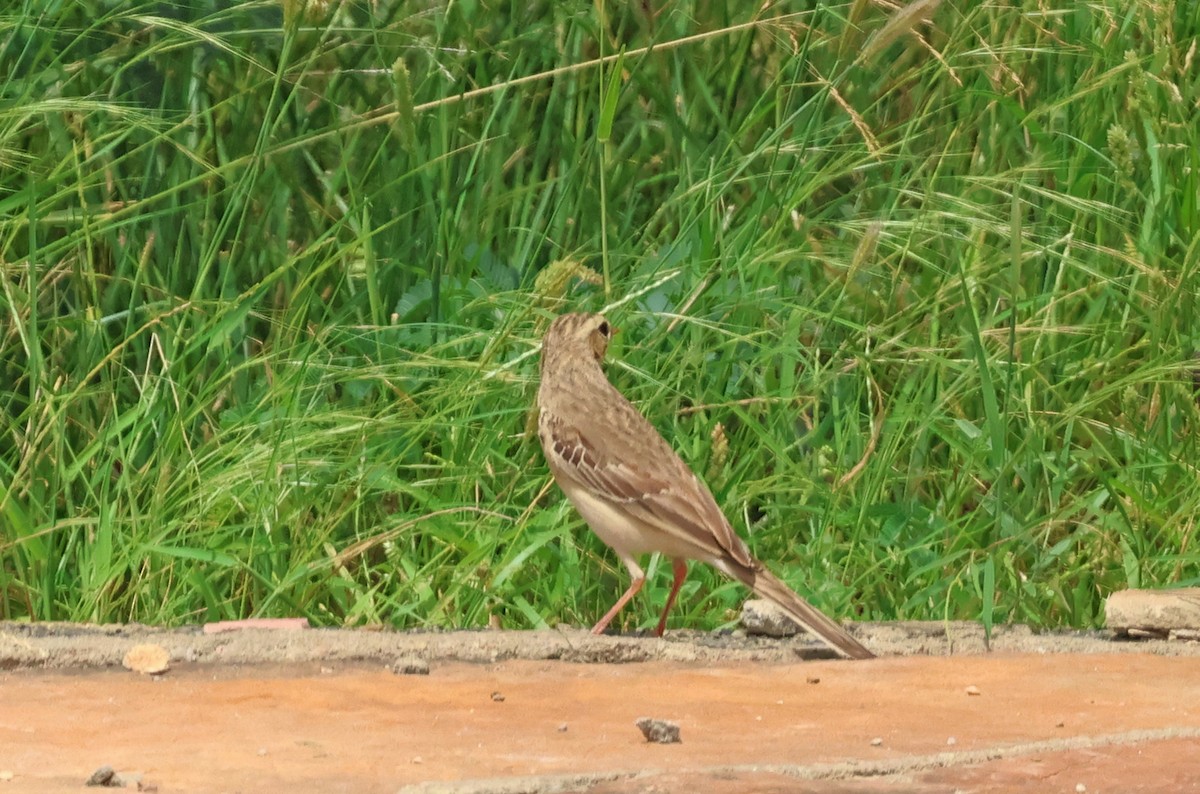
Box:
724;562;875;660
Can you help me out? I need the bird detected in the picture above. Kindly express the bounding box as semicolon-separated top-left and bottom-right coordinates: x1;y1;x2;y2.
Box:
535;311;874;660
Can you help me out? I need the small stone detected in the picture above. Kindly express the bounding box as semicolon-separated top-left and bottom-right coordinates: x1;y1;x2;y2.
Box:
389;656;430;676
557;723;568;733
806;675;821;685
0;770;14;782
740;599;801;637
635;717;681;744
122;645;170;676
870;737;884;747
946;736;957;746
1075;784;1086;793
965;685;981;696
85;766;116;786
490;691;505;702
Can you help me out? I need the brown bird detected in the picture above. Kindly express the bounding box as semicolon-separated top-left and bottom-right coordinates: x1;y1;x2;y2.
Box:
536;312;874;659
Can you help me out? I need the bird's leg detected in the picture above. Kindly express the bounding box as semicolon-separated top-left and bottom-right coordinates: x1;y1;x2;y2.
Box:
653;558;689;637
591;575;645;635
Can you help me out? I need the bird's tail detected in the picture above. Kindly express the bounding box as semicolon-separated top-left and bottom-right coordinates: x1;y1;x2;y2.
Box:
722;561;875;660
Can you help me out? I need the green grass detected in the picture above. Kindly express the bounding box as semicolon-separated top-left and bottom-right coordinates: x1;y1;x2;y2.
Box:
2;0;1198;634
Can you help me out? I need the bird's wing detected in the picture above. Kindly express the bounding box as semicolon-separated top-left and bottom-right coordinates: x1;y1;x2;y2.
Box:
539;409;754;568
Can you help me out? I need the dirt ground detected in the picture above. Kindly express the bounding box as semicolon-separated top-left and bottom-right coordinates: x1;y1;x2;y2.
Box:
2;621;1199;793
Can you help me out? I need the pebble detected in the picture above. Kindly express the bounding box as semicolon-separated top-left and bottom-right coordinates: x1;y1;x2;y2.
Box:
635;717;681;744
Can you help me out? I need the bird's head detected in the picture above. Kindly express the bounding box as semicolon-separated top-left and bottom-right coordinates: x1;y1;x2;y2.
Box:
543;312;617;365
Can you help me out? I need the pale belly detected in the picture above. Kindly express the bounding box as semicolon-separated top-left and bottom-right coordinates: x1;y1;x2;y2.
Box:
556;476;716;564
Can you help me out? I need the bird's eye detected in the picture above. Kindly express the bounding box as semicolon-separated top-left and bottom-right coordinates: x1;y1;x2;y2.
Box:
597;321;611;337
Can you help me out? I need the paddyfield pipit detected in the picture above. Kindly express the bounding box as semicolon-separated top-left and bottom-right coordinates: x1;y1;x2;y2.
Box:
536;311;874;659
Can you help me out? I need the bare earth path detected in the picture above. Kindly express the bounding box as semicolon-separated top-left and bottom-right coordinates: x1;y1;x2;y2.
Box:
2;622;1198;793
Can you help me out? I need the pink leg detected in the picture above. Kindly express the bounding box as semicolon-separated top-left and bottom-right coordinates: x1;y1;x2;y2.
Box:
653;559;689;637
591;575;646;635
